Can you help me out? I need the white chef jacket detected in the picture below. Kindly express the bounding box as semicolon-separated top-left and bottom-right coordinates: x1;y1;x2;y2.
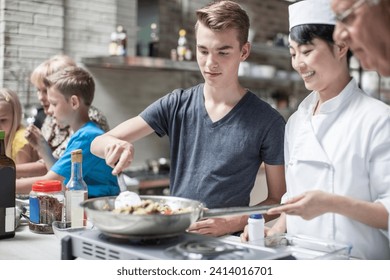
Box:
284;78;390;259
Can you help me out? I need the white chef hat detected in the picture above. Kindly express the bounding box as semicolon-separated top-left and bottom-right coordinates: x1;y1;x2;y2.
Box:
289;0;336;31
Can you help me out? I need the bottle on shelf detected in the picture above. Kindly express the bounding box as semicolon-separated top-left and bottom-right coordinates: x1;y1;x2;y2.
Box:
248;213;265;244
177;29;188;61
65;149;88;228
108;31;118;56
148;23;159;57
0;130;16;239
116;25;127;56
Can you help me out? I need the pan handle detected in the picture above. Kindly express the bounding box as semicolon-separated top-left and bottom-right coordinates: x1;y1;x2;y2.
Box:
201;204;282;219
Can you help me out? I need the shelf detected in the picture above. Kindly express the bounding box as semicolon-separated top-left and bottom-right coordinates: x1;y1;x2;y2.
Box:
249;43;291;71
250;43;290;58
81;51;300;87
82;56;199;72
239;75;300;88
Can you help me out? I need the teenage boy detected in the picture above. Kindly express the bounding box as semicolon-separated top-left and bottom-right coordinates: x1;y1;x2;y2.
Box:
16;67;119;198
91;0;286;236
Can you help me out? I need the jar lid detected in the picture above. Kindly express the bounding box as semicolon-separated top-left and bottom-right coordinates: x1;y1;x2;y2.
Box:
32;180;62;192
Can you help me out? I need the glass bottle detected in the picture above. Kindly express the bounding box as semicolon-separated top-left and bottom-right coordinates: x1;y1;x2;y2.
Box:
148;23;159;57
65;149;88;228
177;29;188;61
108;31;118;56
0;130;16;239
115;25;127;56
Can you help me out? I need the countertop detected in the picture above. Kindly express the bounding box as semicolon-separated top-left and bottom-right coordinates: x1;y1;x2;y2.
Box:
0;222;61;260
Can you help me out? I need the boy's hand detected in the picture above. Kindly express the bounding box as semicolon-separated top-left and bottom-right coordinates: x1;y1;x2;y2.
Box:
104;141;134;175
25;124;47;151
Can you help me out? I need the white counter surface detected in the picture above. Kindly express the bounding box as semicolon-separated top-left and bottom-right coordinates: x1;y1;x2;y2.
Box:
0;222;61;260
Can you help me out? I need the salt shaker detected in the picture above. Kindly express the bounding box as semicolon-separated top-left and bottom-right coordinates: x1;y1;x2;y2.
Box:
248;214;265;244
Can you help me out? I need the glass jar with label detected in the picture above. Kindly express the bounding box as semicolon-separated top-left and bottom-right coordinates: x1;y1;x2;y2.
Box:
29;180;64;234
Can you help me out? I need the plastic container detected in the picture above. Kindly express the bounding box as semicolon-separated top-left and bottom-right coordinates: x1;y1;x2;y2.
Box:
248;213;265;243
29;180;64;234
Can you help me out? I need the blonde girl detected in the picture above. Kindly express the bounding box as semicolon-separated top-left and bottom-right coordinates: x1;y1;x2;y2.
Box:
0;88;39;163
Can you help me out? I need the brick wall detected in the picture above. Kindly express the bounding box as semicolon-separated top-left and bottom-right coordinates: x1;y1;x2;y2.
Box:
0;0;136;106
0;0;65;105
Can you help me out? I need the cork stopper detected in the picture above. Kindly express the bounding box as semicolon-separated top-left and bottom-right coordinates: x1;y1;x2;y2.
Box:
71;149;83;163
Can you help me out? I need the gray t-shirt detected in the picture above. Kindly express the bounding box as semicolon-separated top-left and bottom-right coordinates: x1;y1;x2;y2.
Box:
140;84;285;208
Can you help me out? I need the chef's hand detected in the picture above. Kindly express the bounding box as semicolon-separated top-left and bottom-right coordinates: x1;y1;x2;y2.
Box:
267;190;330;220
188;215;246;237
104;141;134;175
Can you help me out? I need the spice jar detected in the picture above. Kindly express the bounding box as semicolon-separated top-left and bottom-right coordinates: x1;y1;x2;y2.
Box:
29;180;64;234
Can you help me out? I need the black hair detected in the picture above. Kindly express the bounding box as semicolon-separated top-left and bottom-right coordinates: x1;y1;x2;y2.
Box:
290;24;352;63
290;24;334;45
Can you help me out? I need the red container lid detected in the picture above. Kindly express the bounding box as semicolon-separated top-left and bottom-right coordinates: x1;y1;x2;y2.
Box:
32;180;62;192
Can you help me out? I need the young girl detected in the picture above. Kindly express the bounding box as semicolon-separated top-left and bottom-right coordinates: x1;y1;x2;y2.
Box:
0;88;39;164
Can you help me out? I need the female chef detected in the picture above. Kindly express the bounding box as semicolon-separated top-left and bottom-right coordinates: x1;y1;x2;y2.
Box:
245;0;390;259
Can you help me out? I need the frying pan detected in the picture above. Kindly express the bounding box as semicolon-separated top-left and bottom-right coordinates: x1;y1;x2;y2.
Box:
80;195;280;238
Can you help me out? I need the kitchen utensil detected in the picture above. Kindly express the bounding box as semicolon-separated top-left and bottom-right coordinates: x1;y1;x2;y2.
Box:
117;172;139;193
80;195;281;238
117;172;127;192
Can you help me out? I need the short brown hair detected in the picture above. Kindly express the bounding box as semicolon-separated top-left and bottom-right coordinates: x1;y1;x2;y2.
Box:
195;0;250;47
43;66;95;106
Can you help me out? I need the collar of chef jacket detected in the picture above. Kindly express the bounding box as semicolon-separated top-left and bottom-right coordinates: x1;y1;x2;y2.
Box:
288;78;358;165
298;77;357;116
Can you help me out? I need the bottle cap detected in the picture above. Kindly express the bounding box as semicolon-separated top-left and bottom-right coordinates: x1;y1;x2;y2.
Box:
116;25;124;32
179;29;186;36
32;180;62;192
0;130;5;139
249;214;263;219
71;149;83;163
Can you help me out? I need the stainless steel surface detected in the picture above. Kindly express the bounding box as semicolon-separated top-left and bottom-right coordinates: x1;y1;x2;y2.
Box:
61;229;291;260
80;195;281;238
244;234;352;260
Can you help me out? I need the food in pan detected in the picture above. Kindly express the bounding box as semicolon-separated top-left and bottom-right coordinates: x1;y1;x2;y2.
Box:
111;199;192;215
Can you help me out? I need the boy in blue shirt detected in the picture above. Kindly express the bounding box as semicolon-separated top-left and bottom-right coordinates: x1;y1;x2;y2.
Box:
16;67;119;198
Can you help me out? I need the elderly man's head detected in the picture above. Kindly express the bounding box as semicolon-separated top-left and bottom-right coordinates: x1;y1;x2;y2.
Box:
331;0;390;76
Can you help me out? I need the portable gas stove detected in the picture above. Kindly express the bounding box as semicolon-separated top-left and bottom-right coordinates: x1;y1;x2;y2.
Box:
61;229;292;260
